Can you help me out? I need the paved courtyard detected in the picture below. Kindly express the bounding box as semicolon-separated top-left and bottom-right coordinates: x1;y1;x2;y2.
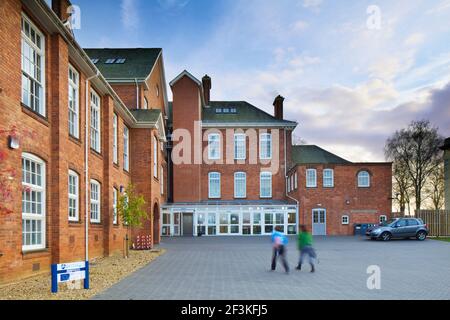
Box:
94;236;450;300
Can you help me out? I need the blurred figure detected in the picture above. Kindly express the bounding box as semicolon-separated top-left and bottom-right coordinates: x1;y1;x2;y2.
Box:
296;225;316;273
271;226;289;273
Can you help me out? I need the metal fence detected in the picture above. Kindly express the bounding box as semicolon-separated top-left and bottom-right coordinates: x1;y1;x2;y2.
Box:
415;210;450;237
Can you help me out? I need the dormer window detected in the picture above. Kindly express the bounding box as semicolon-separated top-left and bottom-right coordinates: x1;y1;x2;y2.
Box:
230;108;237;114
91;58;99;64
105;58;116;64
223;108;230;113
116;58;126;64
215;108;223;114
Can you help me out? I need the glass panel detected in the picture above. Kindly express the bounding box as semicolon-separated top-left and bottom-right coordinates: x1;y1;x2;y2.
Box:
230;213;239;225
253;213;261;224
288;212;296;224
243;212;251;224
253;225;262;235
219;226;228;234
265;213;273;224
230;225;239;234
265;225;273;233
242;225;251;235
275;213;284;224
198;213;205;225
208;226;216;235
287;225;296;235
208;213;216;225
220;213;229;224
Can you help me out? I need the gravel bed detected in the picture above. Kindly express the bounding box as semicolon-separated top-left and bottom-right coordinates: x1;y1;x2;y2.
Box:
0;249;165;300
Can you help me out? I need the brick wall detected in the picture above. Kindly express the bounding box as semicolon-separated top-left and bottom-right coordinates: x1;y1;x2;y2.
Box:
0;0;161;284
289;163;392;235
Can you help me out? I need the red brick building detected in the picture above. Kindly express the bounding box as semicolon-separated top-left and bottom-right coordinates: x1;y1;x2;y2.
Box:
0;0;392;285
162;72;392;237
0;0;167;284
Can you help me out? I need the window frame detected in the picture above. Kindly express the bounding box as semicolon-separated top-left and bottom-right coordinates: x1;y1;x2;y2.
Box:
21;14;46;117
68;170;79;222
90;90;101;153
90;180;101;223
123;126;129;172
208;133;221;160
21;153;46;252
234;133;246;160
153;135;158;178
259;133;272;160
306;169;317;188
113;187;118;225
68;65;79;139
323;169;334;188
342;215;350;225
208;172;221;199
379;215;387;224
234;172;247;199
260;172;273;198
358;171;371;188
113;114;118;164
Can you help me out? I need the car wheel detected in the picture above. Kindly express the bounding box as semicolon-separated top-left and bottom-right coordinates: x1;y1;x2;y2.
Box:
381;232;391;241
416;231;427;241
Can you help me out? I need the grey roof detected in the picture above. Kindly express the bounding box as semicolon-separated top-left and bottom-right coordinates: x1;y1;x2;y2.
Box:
292;145;351;165
203;101;297;125
83;48;161;80
130;109;161;123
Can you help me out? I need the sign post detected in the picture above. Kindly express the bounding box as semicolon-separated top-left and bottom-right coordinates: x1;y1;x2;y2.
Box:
51;261;89;293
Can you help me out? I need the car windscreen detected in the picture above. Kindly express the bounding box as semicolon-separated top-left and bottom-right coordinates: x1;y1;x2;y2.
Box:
380;219;397;227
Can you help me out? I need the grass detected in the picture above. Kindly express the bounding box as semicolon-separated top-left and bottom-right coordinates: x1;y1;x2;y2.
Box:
431;237;450;243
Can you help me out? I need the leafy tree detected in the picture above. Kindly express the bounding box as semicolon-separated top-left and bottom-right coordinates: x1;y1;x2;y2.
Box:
117;183;147;258
385;120;444;212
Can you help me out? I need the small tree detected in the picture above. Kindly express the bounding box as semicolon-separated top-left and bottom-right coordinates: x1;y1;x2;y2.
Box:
392;160;414;215
117;183;147;258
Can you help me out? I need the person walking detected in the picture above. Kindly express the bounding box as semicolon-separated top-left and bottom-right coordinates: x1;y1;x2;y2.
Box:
271;226;290;273
296;225;316;273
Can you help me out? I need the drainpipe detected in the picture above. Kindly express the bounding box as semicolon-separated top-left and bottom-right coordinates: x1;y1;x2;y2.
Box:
135;78;139;109
85;71;100;262
284;129;300;230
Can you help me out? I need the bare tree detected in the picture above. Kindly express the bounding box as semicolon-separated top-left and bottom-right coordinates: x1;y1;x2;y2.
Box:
292;134;307;146
424;163;445;210
392;160;414;215
385;120;444;212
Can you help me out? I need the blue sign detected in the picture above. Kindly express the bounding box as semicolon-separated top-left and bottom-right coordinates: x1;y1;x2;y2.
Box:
51;261;89;293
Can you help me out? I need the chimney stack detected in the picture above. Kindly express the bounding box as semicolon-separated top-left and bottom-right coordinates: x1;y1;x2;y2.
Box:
273;95;285;120
52;0;73;22
202;75;212;105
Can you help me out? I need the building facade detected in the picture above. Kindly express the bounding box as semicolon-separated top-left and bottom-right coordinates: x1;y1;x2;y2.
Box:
162;72;393;237
441;138;450;210
0;0;167;283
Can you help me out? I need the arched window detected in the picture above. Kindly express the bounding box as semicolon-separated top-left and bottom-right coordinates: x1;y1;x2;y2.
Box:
358;171;370;187
143;97;148;109
22;153;46;251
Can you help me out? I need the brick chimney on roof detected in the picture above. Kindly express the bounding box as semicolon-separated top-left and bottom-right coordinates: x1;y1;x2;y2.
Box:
202;75;212;105
273;95;285;120
52;0;73;22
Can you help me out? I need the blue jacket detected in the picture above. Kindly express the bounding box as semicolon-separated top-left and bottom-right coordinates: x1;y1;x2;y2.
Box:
271;231;288;246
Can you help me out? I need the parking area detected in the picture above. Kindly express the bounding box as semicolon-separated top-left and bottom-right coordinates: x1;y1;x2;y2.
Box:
94;236;450;300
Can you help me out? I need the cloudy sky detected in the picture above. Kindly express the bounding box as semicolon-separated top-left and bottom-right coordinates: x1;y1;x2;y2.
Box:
71;0;450;162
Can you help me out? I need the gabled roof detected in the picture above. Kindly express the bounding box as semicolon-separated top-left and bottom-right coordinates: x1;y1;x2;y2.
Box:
292;145;351;165
202;101;297;127
169;70;202;87
83;48;162;81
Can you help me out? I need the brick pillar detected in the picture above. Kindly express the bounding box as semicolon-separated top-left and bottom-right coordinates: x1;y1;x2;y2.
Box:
102;95;114;256
49;33;69;264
